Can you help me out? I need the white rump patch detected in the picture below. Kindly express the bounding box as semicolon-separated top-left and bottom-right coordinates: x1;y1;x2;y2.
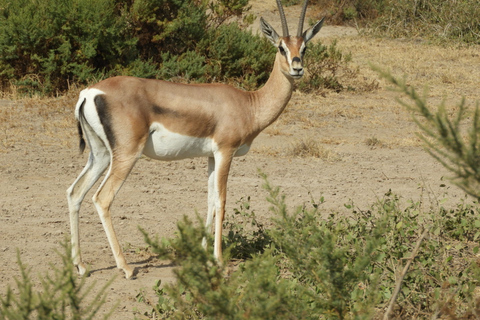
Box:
75;88;112;151
75;88;105;121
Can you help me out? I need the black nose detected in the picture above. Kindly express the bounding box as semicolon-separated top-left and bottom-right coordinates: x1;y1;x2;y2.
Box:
292;57;303;72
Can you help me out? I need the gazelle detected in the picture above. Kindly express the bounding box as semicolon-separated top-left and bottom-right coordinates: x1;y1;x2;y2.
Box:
67;0;324;279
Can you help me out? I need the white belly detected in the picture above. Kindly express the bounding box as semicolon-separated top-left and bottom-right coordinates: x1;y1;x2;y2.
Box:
143;123;215;160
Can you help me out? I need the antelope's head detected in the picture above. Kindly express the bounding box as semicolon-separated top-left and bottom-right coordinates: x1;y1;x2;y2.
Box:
260;0;324;79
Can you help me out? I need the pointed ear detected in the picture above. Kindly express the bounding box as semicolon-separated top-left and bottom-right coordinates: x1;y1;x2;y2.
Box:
302;17;325;43
260;17;280;44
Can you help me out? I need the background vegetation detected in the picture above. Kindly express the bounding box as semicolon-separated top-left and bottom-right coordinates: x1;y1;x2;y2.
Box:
0;242;112;320
1;0;480;319
3;0;477;95
0;0;268;94
137;174;480;319
0;0;353;95
288;0;480;44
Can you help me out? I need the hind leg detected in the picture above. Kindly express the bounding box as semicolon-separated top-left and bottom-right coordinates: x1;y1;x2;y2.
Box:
92;152;141;279
67;148;110;275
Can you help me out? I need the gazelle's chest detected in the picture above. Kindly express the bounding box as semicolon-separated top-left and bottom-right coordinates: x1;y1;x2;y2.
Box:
143;123;215;160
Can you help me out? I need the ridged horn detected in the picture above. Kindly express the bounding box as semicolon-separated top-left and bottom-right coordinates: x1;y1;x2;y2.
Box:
276;0;289;36
297;0;309;37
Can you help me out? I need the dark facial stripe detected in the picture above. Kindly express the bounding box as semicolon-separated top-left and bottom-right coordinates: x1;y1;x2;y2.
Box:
94;95;116;150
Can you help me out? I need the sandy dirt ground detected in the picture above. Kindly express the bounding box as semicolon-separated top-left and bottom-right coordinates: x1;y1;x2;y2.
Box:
1;2;479;319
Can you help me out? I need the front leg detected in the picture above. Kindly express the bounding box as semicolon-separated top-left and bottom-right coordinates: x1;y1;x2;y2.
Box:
212;150;234;262
203;156;216;249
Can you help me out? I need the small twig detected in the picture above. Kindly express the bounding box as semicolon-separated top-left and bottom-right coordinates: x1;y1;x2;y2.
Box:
383;228;429;320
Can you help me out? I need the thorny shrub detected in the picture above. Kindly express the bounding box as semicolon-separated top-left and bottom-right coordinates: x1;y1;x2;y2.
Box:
138;174;480;319
0;241;113;320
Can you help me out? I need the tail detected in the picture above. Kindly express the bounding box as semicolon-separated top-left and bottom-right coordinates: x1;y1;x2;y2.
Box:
77;98;86;154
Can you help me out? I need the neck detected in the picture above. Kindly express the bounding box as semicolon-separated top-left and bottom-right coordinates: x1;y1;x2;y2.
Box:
251;53;294;132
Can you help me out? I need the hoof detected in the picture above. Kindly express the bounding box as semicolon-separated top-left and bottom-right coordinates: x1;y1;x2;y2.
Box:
75;262;88;277
123;266;136;280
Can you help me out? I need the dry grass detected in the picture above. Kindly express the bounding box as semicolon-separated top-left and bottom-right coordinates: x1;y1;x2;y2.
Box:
0;89;79;152
388;136;424;148
288;137;340;161
364;136;384;148
252;146;282;157
334;37;480;100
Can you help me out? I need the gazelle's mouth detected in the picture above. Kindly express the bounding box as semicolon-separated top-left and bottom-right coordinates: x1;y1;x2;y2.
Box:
290;71;304;79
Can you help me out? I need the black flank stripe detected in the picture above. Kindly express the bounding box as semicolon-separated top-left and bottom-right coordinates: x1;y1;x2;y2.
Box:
152;104;179;117
94;95;116;150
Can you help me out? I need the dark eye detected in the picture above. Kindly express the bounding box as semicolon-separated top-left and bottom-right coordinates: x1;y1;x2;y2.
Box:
301;46;307;56
278;46;286;55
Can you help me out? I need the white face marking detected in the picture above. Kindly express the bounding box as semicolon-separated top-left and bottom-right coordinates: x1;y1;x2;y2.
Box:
279;40;304;78
300;42;306;57
143;123;215;160
279;40;292;61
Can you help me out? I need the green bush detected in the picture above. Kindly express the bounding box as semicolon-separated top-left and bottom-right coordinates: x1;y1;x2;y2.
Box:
298;39;352;93
0;0;256;94
0;241;113;320
128;0;208;60
158;51;208;82
199;24;276;89
139;174;480;319
139;176;385;319
264;175;383;319
0;0;135;94
223;196;272;260
155;23;276;90
0;0;355;95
